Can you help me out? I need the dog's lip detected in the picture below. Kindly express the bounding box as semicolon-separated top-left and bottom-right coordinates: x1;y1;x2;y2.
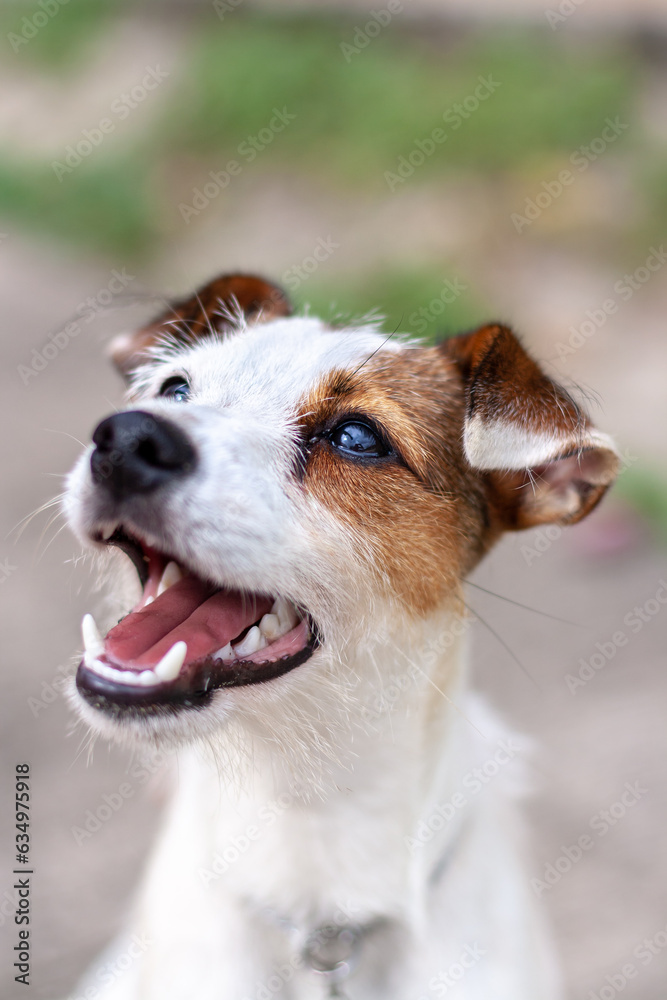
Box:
78;524;320;711
76;622;319;713
92;525;150;585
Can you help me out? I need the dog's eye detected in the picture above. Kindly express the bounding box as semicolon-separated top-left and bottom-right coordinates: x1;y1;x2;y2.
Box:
159;377;190;403
328;421;390;458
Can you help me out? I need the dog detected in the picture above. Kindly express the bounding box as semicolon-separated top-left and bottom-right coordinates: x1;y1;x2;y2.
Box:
64;272;619;999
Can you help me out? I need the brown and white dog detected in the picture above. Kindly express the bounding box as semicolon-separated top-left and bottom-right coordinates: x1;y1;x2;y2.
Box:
64;273;618;999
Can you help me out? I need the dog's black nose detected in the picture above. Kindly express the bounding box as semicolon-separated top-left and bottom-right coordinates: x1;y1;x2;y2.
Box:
90;411;196;499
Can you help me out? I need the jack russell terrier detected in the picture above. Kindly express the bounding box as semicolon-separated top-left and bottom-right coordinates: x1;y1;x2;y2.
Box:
64;273;619;999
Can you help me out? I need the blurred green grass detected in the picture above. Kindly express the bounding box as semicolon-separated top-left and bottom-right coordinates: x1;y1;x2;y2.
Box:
0;155;155;257
300;266;486;342
170;21;636;175
616;467;667;544
0;0;117;69
0;4;664;537
0;11;640;258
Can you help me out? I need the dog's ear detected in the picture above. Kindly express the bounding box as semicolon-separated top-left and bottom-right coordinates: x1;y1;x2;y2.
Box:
441;323;619;529
109;273;292;377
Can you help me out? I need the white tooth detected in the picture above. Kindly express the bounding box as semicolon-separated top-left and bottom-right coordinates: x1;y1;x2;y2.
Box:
157;561;183;596
270;597;298;633
101;524;116;541
258;613;282;640
115;669;146;686
153;641;187;682
82;614;105;666
143;595;155;608
116;669;138;684
86;659;157;687
214;642;234;661
89;660;113;679
232;626;266;657
91;662;125;682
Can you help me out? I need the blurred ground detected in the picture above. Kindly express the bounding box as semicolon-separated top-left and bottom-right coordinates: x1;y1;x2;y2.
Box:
0;4;666;1000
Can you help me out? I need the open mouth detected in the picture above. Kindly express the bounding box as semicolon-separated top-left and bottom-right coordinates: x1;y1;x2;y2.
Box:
76;527;318;714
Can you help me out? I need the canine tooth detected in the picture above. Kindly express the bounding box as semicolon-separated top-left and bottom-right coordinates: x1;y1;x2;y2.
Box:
100;524;116;541
258;613;282;640
153;640;187;681
270;597;298;633
82;614;105;666
232;626;266;657
143;596;155;608
214;642;233;661
157;561;183;596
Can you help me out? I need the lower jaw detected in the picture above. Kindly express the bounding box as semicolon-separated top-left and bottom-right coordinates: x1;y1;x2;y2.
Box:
75;626;319;718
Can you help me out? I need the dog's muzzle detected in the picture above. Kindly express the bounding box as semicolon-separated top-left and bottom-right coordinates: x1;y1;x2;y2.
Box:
75;410;319;716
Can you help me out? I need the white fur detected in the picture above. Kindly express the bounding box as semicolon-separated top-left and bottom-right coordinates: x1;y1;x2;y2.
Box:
64;316;564;999
464;413;618;474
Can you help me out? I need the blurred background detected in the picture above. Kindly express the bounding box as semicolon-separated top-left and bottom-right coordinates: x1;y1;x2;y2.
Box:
0;1;666;997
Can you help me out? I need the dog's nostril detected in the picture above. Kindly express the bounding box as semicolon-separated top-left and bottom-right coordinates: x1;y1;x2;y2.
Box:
135;422;194;471
90;411;196;498
92;419;115;452
135;436;161;467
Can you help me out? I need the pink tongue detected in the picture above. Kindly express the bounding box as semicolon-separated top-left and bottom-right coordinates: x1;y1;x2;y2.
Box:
104;577;272;669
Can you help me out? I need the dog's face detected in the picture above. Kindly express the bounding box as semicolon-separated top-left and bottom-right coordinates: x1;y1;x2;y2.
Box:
65;273;618;750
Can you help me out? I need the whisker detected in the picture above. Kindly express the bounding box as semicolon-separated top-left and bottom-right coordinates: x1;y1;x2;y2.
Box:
349;316;405;379
393;645;487;739
464;599;541;690
10;492;67;542
465;580;582;627
35;519;69;562
43;428;87;448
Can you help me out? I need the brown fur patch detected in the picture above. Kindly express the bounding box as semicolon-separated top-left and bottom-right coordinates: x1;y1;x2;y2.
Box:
298;327;616;615
439;324;618;529
110;273;291;376
443;323;585;436
298;348;492;617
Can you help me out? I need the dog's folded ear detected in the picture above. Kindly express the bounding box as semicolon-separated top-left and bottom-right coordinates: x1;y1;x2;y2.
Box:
109;273;292;377
441;323;620;529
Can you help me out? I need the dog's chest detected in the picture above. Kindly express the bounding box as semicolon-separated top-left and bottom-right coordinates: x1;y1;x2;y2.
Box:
166;745;420;924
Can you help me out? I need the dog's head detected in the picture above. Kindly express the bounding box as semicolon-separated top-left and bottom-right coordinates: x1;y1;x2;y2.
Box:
65;272;618;753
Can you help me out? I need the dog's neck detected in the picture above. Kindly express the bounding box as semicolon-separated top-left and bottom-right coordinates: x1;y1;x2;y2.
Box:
164;610;476;937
